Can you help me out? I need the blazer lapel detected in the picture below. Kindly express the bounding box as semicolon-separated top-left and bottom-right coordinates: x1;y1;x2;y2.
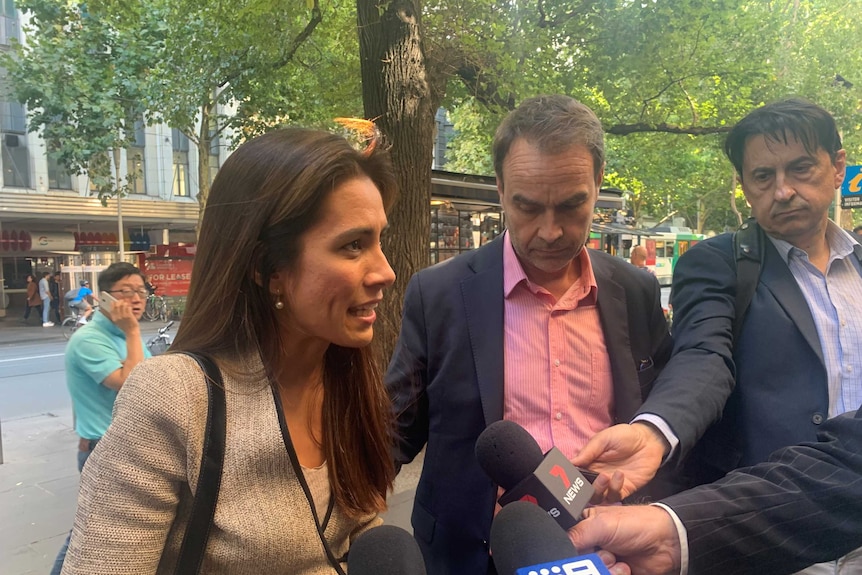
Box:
592;254;641;422
760;242;825;367
461;239;506;427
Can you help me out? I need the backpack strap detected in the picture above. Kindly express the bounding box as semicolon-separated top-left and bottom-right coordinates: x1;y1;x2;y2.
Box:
732;218;764;343
174;352;227;575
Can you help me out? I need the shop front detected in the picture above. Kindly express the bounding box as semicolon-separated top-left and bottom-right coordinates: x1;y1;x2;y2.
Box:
0;227;152;319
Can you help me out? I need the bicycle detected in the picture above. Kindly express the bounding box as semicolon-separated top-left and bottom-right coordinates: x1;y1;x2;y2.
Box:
61;303;96;340
146;320;174;355
143;290;168;322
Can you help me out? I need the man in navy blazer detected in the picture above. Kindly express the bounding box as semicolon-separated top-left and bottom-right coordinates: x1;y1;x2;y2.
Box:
385;95;729;575
569;406;862;575
572;99;862;574
670;100;862;487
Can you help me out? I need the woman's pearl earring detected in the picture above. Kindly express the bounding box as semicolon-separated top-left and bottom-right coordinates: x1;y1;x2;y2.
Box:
275;290;284;310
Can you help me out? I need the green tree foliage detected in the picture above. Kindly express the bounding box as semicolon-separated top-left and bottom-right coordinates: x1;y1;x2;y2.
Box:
1;0;156;200
2;0;350;220
439;0;862;233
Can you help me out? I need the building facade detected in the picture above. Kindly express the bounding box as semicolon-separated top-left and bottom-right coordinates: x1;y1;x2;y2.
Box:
0;4;215;319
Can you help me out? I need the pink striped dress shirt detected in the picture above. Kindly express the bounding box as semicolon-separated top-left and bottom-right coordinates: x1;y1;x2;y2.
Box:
502;233;614;459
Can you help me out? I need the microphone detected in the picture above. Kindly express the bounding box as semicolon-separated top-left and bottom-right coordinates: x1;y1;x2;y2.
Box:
476;419;595;529
491;501;610;575
347;524;427;575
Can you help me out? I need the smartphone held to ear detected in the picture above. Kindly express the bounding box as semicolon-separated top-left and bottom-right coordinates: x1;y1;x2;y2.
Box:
100;291;118;314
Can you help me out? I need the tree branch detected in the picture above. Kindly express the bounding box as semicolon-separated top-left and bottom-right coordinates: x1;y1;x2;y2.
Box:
218;0;322;88
536;0;595;28
270;0;322;70
455;62;516;112
606;123;732;136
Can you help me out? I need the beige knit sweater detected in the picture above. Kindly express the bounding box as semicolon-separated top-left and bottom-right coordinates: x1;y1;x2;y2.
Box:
62;353;381;574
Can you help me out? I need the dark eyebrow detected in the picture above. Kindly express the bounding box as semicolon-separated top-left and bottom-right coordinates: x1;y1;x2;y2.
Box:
558;191;590;207
332;224;389;243
511;193;543;207
511;192;589;209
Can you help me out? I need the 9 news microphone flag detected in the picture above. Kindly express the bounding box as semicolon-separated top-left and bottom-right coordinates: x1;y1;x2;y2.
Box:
491;501;611;575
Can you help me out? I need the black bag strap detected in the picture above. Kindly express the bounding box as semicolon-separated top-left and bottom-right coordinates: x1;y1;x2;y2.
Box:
732;218;764;343
174;352;227;575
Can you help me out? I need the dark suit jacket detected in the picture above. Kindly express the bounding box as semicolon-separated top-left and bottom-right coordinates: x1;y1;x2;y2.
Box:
666;407;862;575
673;233;862;485
385;237;708;575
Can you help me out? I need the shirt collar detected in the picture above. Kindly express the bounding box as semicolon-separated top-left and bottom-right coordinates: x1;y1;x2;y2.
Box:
768;219;859;265
502;231;598;305
503;231;529;298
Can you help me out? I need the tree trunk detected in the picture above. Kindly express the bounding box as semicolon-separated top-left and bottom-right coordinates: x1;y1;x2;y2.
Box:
195;102;214;237
356;0;435;363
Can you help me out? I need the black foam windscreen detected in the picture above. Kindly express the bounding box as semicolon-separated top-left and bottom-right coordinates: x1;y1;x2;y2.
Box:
490;501;579;575
347;524;427;575
475;419;544;490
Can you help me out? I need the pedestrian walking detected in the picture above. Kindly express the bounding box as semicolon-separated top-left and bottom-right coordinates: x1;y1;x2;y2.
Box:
23;274;41;324
50;271;63;324
39;271;54;327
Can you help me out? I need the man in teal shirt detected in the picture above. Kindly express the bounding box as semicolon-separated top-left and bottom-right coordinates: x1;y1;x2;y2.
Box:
52;262;152;575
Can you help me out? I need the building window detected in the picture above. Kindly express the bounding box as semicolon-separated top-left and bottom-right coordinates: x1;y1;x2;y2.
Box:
1;100;29;188
171;128;189;197
433;107;455;170
208;119;219;184
47;153;72;189
127;119;146;194
0;0;20;46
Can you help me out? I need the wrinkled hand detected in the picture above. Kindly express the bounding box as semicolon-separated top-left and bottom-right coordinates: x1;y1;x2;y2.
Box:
572;423;668;502
569;506;680;575
102;298;140;336
595;548;633;575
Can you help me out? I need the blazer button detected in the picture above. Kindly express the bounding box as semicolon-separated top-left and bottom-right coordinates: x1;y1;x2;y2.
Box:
812;413;824;425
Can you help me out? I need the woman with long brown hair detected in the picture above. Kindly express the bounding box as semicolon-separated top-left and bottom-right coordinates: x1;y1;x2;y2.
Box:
62;128;397;574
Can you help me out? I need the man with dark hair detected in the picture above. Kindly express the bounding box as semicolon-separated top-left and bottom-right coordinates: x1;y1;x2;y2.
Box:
853;224;862;241
49;271;63;324
386;95;718;574
50;262;152;574
576;98;862;574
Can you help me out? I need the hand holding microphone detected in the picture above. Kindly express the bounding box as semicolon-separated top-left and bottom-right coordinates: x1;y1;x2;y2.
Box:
571;422;669;502
475;420;596;530
491;501;624;575
569;505;681;575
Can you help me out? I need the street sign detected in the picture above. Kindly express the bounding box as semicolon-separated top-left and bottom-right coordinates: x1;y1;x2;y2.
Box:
841;165;862;209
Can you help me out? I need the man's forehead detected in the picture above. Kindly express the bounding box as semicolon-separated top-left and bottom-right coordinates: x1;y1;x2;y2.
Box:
745;132;820;157
112;275;144;285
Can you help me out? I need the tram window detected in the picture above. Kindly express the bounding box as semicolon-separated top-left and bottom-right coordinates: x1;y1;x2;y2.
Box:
677;240;690;256
654;241;666;258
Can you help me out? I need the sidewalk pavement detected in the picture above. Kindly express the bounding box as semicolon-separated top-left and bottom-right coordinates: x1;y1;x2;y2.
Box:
0;317;423;574
0;409;79;575
0;314;178;346
0;315;77;346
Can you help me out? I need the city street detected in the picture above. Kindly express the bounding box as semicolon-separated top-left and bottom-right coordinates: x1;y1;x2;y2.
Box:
1;339;69;421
